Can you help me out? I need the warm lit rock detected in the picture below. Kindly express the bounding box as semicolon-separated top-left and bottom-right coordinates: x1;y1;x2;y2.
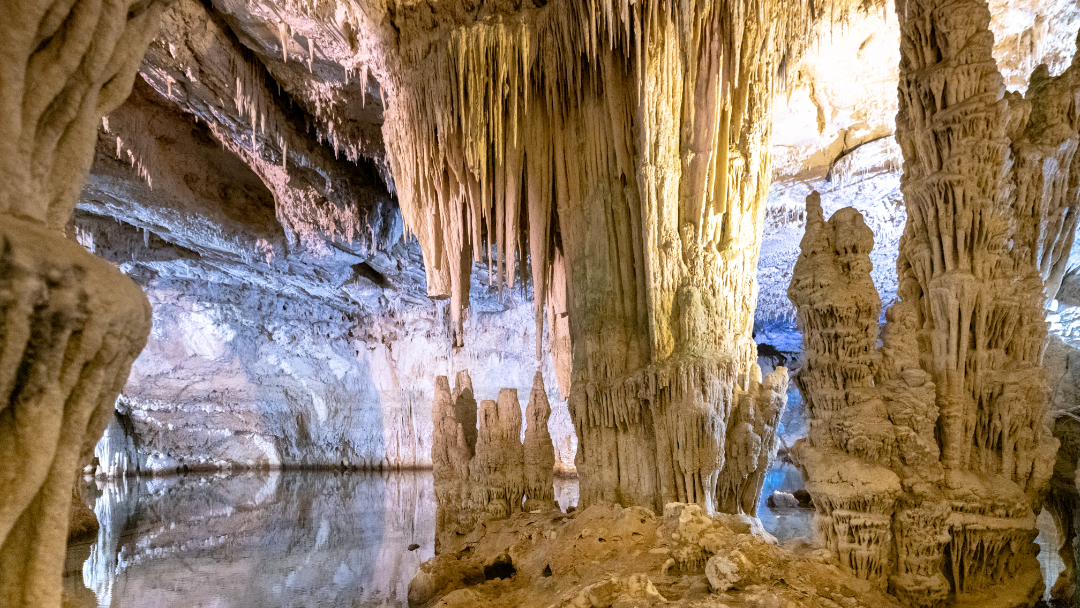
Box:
788;1;1080;603
408;502;904;608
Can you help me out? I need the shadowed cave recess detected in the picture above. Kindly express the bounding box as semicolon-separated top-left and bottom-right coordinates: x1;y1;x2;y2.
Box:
5;0;1080;606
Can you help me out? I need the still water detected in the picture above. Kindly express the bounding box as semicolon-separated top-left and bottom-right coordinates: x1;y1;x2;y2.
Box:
63;464;1063;607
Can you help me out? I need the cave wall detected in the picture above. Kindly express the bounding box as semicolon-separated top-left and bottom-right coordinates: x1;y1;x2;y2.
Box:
96;273;576;474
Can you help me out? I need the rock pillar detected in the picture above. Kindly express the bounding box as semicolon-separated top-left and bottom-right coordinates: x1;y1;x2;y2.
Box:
0;0;160;605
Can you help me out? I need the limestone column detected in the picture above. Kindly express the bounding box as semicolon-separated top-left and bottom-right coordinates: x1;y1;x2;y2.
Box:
0;1;159;606
383;0;811;514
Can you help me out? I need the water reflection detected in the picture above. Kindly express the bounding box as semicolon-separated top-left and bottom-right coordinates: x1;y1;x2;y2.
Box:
65;471;435;608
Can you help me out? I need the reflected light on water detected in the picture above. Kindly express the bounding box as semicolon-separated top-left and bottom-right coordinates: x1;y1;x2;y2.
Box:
66;471;435;608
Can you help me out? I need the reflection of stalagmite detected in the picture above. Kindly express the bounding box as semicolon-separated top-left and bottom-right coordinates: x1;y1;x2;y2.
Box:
524;372;556;511
790;0;1080;597
0;0;161;606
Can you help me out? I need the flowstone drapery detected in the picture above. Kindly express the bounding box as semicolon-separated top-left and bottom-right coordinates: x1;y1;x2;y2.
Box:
387;0;843;514
0;0;160;606
789;1;1080;604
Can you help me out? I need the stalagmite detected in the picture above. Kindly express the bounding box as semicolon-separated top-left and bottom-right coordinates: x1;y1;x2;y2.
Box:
789;2;1080;602
430;371;556;552
788;194;909;590
524;371;556;511
471;390;526;518
384;0;840;515
431;376;473;551
0;0;162;606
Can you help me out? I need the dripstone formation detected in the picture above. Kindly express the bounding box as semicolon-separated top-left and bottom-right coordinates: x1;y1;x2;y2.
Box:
788;2;1080;605
0;0;161;605
431;370;557;551
385;0;841;515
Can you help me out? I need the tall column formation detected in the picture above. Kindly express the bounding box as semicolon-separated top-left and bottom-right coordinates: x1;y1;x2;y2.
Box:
789;2;1080;603
430;371;557;552
383;0;826;513
0;0;160;606
788;194;909;591
524;372;557;511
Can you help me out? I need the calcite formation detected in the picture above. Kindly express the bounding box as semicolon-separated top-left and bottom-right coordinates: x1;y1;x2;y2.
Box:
432;370;557;551
382;0;841;513
1040;336;1080;602
0;0;161;605
524;371;557;511
788;2;1080;603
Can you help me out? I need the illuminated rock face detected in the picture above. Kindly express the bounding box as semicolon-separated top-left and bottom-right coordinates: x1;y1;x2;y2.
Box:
789;1;1080;604
0;0;163;605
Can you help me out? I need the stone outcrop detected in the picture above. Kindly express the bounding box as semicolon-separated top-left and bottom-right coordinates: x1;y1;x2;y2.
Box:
0;0;162;604
408;502;906;608
788;2;1080;602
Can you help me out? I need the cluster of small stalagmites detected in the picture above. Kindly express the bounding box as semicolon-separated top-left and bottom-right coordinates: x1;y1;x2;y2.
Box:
471;389;527;518
430;370;556;551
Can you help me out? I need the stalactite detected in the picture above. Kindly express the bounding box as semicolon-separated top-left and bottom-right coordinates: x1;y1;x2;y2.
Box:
147;0;396;258
278;22;289;63
387;0;853;514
